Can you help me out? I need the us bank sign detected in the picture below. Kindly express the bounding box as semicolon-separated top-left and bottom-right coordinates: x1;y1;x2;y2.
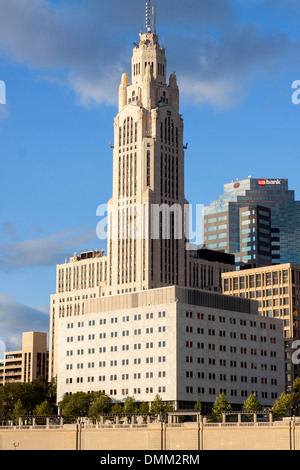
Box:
258;179;282;186
0;80;6;105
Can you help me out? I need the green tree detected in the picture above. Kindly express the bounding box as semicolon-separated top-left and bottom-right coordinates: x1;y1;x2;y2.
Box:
31;376;49;401
243;393;262;421
123;396;138;414
34;400;54;416
165;402;174;413
59;392;95;422
0;383;35;419
211;393;232;422
0;378;56;421
46;377;57;408
292;378;300;416
88;393;112;419
111;402;123;414
272;392;293;419
293;377;300;393
244;392;261;412
150;394;165;416
139;402;150;414
194;398;202;412
10;399;27;424
33;400;54;425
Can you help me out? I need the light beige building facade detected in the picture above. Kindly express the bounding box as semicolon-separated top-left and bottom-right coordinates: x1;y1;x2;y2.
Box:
49;250;107;378
50;4;286;412
0;332;48;386
56;286;285;411
222;263;300;390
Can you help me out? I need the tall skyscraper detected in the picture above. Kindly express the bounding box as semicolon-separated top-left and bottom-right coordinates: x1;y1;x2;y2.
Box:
203;178;300;268
50;3;285;410
105;22;186;295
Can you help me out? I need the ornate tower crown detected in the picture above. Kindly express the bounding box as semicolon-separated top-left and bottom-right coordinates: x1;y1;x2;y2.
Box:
130;2;166;90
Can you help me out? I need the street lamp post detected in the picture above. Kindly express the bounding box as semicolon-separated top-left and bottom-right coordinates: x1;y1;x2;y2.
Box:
158;413;164;451
76;414;83;451
13;442;19;450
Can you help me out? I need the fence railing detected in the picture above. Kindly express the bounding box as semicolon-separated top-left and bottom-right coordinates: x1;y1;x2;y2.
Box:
1;420;298;430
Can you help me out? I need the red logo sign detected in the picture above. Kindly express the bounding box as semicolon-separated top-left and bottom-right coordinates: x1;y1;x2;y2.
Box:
258;179;267;186
234;182;240;188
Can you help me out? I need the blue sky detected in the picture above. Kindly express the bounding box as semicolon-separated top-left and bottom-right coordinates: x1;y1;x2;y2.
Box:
0;0;300;353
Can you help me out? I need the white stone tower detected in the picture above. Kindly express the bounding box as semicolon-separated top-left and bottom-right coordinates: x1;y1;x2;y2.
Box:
105;1;187;295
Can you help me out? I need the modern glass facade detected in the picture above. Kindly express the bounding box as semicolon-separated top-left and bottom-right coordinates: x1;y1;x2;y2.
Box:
204;178;300;266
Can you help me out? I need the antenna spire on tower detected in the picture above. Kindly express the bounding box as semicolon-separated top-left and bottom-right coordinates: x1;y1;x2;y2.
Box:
146;0;151;32
152;3;157;34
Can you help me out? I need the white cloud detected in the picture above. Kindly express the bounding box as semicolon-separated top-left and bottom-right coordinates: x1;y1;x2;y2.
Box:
0;0;298;110
0;340;5;361
68;67;125;108
0;293;49;354
180;77;246;110
0;224;98;270
0;222;101;355
170;22;299;109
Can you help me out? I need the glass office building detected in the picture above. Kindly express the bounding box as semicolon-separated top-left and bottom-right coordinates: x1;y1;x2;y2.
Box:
203;178;300;267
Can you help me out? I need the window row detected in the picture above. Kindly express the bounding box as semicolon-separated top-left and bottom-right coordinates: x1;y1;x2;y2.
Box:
66;334;167;345
223;270;290;291
186;346;278;358
184;312;278;330
185;387;278;400
66;311;166;329
65;379;166;395
185;331;277;343
65;356;167;368
185;371;278;385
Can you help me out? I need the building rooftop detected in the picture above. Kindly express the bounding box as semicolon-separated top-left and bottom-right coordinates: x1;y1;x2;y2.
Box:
84;285;258;316
69;250;105;263
189;245;235;265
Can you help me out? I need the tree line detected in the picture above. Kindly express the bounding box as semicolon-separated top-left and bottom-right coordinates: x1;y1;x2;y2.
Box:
0;377;57;423
1;377;300;424
209;378;300;422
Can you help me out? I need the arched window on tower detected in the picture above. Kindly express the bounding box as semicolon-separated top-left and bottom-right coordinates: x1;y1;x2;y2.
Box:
147;150;151;187
159;91;168;104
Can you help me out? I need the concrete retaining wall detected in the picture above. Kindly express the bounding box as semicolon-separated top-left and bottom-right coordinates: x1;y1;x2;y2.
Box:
0;422;299;451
